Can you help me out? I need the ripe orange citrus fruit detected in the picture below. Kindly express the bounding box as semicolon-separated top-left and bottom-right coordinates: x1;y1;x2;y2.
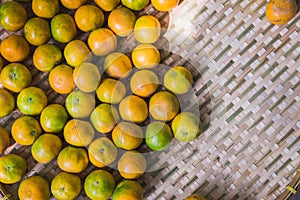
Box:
104;52;133;79
11;116;42;146
149;90;179;121
65;90;96;118
18;176;50;200
119;95;148;123
0;127;10;154
49;64;74;94
40;104;68;133
185;194;207;200
88;28;117;56
108;7;136;37
75;5;105;32
32;0;59;18
17;86;48;115
172;112;202;142
145;121;173;151
51;14;77;43
113;180;143;200
96;78;126;104
134;15;161;43
0;154;26;184
164;66;193;94
73;62;101;93
31;133;62;164
90;103;120;134
0;1;27;32
0;63;32;93
24;17;51;46
151;0;179;11
0;88;15;118
112;121;143;150
88;137;118;168
63;119;95;147
131;43;160;69
51;172;82;200
94;0;120;11
84;170;115;200
122;0;149;11
0;35;30;62
118;150;147;179
130;69;159;97
60;0;86;9
33;43;62;72
57;146;89;173
64;40;92;67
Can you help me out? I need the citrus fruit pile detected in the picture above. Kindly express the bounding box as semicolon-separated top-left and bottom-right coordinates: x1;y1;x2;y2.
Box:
0;0;203;199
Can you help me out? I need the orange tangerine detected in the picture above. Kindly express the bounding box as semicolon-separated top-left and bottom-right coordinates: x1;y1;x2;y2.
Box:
75;5;105;32
49;64;74;94
134;15;161;43
131;43;160;69
88;28;117;56
104;52;132;79
0;35;30;62
64;40;92;67
108;7;136;37
119;95;148;123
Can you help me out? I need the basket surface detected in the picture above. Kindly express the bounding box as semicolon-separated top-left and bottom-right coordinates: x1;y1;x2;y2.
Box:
0;0;299;199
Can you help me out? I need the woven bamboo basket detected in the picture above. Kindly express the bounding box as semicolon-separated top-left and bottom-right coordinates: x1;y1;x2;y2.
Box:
0;0;299;199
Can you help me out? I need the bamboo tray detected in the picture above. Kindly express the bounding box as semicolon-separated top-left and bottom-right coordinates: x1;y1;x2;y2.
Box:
1;0;300;199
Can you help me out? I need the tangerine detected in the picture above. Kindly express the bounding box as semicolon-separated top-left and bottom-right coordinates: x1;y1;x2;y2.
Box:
31;133;63;164
88;28;117;56
88;137;118;167
75;5;105;32
0;35;30;62
33;43;62;72
94;0;120;11
130;69;159;97
51;14;77;43
113;180;143;200
151;0;179;11
11;116;42;146
17;86;48;116
131;43;160;69
32;0;59;18
49;64;74;94
108;7;136;37
96;78;126;104
90;103;120;134
64;40;92;67
24;17;51;46
65;90;96;118
73;62;101;93
63;119;95;147
51;172;82;200
104;52;133;79
149;91;179;122
0;1;27;32
18;176;50;200
0;63;31;93
40;104;68;133
119;95;148;123
118;150;147;179
57;146;89;173
112;121;143;150
134;15;161;43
